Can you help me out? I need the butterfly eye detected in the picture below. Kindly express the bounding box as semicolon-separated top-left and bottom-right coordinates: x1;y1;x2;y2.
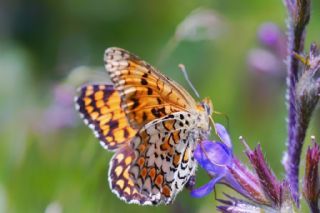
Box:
205;104;212;115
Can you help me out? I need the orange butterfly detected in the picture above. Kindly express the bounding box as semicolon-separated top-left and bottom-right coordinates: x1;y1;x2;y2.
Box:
75;47;212;205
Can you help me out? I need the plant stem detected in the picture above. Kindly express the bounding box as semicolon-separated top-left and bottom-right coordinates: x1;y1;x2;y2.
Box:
283;0;310;205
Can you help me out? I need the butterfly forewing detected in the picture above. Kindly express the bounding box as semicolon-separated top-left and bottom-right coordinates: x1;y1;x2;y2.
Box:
104;47;197;129
75;84;137;150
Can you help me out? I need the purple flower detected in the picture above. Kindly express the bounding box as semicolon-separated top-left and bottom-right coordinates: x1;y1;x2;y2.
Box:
191;124;295;211
191;125;267;205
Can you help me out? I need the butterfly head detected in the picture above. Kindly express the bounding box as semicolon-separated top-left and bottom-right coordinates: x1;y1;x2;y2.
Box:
195;97;213;134
200;97;213;116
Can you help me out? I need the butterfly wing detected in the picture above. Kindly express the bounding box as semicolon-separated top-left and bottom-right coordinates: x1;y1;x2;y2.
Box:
109;144;154;205
104;47;197;129
129;112;199;204
75;84;137;150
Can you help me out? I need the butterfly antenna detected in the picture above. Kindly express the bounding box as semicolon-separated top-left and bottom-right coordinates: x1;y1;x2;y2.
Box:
209;116;218;136
178;64;200;98
213;110;230;131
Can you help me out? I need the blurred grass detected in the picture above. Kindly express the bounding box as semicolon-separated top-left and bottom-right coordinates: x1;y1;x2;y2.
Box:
1;0;320;212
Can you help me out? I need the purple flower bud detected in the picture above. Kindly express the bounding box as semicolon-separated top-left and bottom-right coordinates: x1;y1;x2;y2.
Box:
258;23;282;47
303;138;320;212
245;144;281;207
226;159;268;205
258;22;287;58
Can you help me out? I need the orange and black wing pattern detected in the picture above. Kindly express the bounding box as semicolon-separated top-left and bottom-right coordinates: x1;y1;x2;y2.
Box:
108;145;154;205
75;84;136;150
104;47;197;129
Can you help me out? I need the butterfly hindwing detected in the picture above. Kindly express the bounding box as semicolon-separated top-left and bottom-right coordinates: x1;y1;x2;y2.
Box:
104;47;197;129
75;84;137;150
108;145;154;205
129;112;199;204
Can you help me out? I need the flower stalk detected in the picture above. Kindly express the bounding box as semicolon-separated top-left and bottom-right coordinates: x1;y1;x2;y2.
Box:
283;0;311;204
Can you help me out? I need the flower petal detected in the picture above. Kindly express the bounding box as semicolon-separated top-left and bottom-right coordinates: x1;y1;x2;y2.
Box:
194;143;220;173
195;141;232;171
215;123;232;148
191;174;224;198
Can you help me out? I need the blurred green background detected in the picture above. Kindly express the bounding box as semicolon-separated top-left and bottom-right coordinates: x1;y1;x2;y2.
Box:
1;0;320;212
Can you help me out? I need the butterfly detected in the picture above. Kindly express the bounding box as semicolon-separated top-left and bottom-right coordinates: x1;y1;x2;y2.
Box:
75;47;213;205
